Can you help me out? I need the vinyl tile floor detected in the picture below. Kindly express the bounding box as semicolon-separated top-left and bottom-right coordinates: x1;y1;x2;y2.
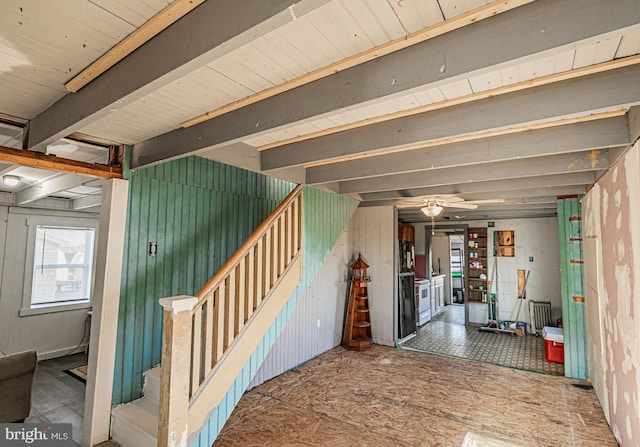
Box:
401;304;565;376
214;345;615;446
25;352;88;447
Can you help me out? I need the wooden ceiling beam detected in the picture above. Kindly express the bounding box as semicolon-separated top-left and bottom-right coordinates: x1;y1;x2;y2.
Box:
305;114;629;183
26;0;329;151
0;145;122;179
180;0;534;127
65;0;205;93
261;55;640;152
339;149;610;195
133;0;640;168
261;65;640;171
359;171;598;202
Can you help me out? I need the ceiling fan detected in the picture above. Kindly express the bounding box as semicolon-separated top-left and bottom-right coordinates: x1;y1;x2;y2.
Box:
397;195;505;218
398;195;504;234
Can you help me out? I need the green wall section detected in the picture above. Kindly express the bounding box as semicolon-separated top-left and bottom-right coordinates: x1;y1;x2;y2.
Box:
193;185;359;447
113;156;294;405
557;198;588;380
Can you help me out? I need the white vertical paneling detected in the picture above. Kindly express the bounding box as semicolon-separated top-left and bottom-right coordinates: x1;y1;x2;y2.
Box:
231;45;294;85
425;87;447;103
277;16;342;68
388;0;444;33
386;94;421;113
263;31;321;73
209;53;273;93
350;206;395;346
249;39;309;80
250;226;352;388
89;0;173;27
616;28;640;58
573;37;623;69
311;1;374;57
363;0;408;39
242;135;278;148
468;70;503;93
438;0;488;19
438;79;473;100
309;117;340;131
341;0;394;46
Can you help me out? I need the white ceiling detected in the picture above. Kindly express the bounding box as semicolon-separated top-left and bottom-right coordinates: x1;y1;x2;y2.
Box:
1;0;639;220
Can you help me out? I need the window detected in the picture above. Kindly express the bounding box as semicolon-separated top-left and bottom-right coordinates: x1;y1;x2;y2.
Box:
30;226;95;306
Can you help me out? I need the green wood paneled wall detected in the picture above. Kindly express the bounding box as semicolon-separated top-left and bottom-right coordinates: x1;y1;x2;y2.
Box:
557;198;588;380
112;156;294;405
192;185;359;447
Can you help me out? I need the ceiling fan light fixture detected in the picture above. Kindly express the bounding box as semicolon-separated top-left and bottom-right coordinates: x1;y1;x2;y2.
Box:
421;205;443;217
3;175;20;187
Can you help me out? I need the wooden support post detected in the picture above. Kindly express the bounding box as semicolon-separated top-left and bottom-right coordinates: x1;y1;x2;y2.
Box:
158;296;199;447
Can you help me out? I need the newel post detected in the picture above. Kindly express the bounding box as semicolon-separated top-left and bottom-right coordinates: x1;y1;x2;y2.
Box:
158;296;198;447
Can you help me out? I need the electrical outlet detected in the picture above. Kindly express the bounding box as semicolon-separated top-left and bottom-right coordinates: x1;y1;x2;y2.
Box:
316;318;321;329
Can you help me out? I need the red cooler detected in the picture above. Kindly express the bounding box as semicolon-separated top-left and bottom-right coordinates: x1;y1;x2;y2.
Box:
542;326;564;363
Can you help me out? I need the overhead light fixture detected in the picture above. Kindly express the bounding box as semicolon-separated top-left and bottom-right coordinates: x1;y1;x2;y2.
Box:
3;175;20;187
421;204;443;218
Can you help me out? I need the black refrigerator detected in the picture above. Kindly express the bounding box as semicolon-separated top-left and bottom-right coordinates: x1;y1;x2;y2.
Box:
398;238;417;339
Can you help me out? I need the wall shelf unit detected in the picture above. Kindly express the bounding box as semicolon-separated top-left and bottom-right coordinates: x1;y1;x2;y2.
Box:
467;228;489;303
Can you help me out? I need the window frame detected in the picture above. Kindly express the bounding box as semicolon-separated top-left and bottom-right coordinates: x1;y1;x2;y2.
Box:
20;215;98;317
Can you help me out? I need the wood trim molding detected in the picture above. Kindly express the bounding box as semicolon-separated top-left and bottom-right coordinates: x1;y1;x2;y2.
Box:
260;55;640;152
0;145;123;179
180;0;534;128
65;0;204;93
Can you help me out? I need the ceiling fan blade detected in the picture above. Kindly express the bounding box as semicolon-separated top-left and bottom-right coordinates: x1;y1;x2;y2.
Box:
396;200;426;209
442;202;478;209
464;199;505;205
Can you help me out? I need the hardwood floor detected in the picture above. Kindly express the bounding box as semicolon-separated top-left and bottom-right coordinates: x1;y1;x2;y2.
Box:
214;345;615;446
26;352;88;447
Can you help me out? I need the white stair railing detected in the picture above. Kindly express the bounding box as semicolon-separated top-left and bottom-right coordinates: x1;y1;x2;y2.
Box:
158;185;303;447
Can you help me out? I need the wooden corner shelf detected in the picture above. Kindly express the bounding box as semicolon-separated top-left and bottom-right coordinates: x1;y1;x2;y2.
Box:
343;254;373;351
467;227;489;303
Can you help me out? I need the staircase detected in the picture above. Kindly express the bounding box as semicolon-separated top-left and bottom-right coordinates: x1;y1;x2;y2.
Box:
110;186;303;447
111;367;161;447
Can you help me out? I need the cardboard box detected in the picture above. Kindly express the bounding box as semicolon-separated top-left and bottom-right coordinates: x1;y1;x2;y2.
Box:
542;326;564;363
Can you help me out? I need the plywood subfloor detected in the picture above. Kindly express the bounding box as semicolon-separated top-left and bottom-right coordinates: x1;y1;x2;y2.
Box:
214;345;615;446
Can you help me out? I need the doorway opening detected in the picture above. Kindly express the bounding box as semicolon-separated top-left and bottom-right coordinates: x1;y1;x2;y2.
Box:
450;234;465;306
400;223;564;377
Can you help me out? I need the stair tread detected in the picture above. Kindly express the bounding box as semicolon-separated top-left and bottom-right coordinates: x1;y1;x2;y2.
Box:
142;366;162;406
143;366;161;380
112;398;158;439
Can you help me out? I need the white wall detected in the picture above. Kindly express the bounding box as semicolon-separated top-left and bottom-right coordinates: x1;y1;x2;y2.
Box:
466;218;561;326
250;205;396;388
414;224;426;255
582;141;640;447
250;225;352;387
431;233;451;303
0;206;99;359
349;206;395;346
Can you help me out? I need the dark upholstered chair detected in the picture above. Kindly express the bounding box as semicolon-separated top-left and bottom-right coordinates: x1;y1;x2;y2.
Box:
0;350;37;423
